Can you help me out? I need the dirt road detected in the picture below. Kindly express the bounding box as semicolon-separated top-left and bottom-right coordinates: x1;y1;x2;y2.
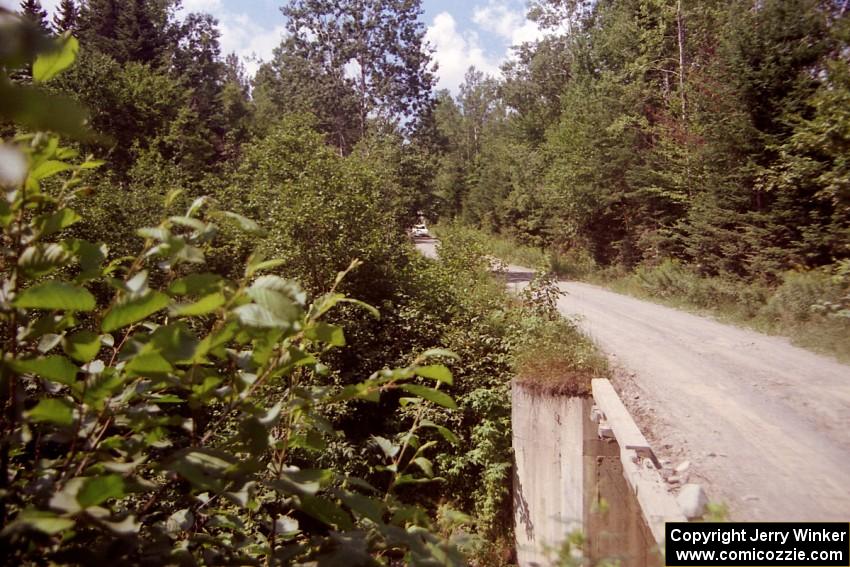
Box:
417;238;850;521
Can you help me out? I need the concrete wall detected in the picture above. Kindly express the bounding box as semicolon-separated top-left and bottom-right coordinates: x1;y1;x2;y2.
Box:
585;438;664;567
512;380;666;567
512;383;591;566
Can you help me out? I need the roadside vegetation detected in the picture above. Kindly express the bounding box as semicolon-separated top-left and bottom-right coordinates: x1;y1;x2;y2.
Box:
456;224;850;363
430;0;849;363
0;5;609;564
3;0;847;563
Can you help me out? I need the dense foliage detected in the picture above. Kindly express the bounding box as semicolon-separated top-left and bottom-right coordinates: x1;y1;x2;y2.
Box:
433;0;849;281
429;0;849;356
1;3;610;563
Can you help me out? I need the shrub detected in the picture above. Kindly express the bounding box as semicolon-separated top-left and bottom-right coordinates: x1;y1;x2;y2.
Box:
0;133;471;565
762;268;845;323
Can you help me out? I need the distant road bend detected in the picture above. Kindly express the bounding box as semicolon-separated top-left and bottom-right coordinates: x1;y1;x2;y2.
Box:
416;237;850;521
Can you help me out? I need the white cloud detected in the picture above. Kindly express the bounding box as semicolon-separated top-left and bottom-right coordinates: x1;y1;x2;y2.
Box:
425;12;500;93
182;0;223;12
216;13;285;75
473;0;545;47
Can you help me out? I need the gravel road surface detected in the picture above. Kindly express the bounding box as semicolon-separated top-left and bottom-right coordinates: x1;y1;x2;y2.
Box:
417;237;850;520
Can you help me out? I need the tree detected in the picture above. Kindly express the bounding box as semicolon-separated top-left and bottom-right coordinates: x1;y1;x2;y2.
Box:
75;0;121;57
252;37;362;150
501;35;572;146
52;0;79;33
172;13;226;155
218;53;252;157
280;0;436;140
77;0;178;66
19;0;50;34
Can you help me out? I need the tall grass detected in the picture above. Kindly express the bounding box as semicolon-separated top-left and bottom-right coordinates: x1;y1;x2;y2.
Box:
445;225;850;363
610;260;850;362
433;224;598;278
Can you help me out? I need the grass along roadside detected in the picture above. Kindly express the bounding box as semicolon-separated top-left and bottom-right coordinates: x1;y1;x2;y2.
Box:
432;223;609;396
438;224;850;364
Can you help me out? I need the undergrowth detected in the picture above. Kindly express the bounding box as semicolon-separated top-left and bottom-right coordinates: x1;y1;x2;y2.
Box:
606;260;850;362
431;224;609;564
454;226;850;363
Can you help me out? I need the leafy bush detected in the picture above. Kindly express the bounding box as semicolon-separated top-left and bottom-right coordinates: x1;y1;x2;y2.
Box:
216;117;408;302
549;247;598;280
429;223;608;561
632;260;769;318
0;133;472;565
761;268;845;324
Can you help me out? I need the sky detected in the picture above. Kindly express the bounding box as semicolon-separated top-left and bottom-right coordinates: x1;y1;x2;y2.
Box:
3;0;545;93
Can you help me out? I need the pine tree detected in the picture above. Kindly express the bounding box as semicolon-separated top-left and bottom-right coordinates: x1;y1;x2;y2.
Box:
19;0;50;34
53;0;79;33
77;0;177;65
116;0;173;65
76;0;120;57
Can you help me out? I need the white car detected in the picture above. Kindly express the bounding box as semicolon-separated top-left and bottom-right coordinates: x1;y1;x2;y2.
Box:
411;224;429;238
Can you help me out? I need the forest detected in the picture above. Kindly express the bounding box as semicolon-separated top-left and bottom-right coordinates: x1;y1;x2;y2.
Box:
434;0;849;357
0;0;848;564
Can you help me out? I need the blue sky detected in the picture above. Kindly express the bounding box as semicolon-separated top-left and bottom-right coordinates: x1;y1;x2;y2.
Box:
6;0;543;92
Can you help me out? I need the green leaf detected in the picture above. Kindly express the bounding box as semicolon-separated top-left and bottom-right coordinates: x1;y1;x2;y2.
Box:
33;35;79;83
30;160;72;182
0;200;12;228
413;457;434;477
77;475;125;508
26;398;74;426
14;280;95;312
340;493;384;524
399;384;457;409
221;211;264;235
394;474;441;487
169;216;207;232
101;515;140;534
420;420;459;445
65;239;107;282
421;348;460;361
166;509;194;534
137;227;168;241
337;383;380;403
63;330;100;362
79;159;105;170
173;292;225;316
415;364;453;385
18;243;71;278
11;356;79;385
101;291;169;332
246;257;285;277
10;509;75;535
299;496;353;530
233;304;294;329
273;469;333;497
186;196;208;217
167;448;238;492
35;208;81;237
288;429;326;452
371;436;399;459
304;322;345;347
0;85;91;138
168;273;223;296
125;352;173;376
248;276;306;314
